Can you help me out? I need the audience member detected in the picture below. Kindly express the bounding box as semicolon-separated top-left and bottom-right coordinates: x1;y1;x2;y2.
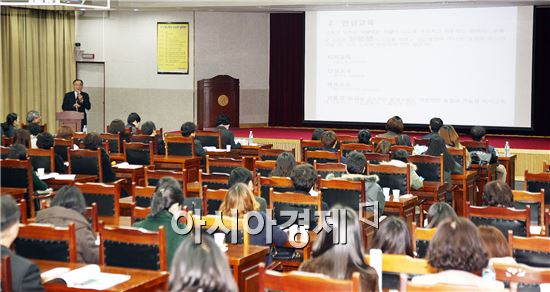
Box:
371;216;414;257
8;144;48;191
412;218;504;289
216;114;240;149
290;163;318;196
35;186;98;264
381;149;423;190
133;177;186;268
439;125;471;168
169;235;237;292
56;125;74;140
357;129;372;145
470;126;507;182
1;112;18;138
141;120;165;155
180;122;206;159
426;202;457;228
26;110;41;124
482;180;513;208
83;133;116;182
374;140;391;155
228;167;267;211
320;130;338;152
311;128;324;140
377;116;411;146
421;117;443;140
13;128;31;148
108;119;130;151
0;196;44;292
270;152;296;177
478;225;516;266
36;132;67;173
300;206;379;292
126;112;141;134
27;122;42;148
425;136;463;183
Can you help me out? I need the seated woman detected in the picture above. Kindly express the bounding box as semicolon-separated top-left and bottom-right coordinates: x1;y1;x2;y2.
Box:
299;206;379;292
228;167;267;211
133;177;187;268
8;144;48;192
108;119;130;152
439;125;471;169
82;133;116;182
321;130;338;152
311;128;324;140
482;180;513;208
270;152;296;177
426;202;457;228
35;186;98;264
412;218;504;289
425;136;463;183
126;112;141;134
371;216;414;257
377;116;411;146
478;225;516;267
13;128;31;148
56;125;79;149
380;149;423;190
1;112;18;138
169;234;237;292
36;132;67;173
358;129;372;145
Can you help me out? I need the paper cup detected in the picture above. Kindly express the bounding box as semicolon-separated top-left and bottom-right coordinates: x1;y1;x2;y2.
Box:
382;187;390;196
392;189;400;201
37;168;45;176
214;233;225;246
226;145;231;151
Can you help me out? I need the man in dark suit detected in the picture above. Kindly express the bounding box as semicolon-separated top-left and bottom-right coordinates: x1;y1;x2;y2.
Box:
421;117;443;140
1;196;44;292
62;79;91;131
216;114;240;149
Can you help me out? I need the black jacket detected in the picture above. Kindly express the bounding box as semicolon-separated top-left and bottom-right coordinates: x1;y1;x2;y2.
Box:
62;91;91;127
217;126;241;149
1;245;44;292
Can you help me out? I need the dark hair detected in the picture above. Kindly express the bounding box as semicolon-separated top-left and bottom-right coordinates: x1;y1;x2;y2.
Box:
385;116;404;134
216;114;231;127
83;133;102;150
6;113;17;125
478;225;511;258
180;122;196;137
56;125;74;140
311;128;324;140
36;132;54;149
427;217;488;273
425;136;457;172
321;130;337;148
305;207;379;291
375;140;391;154
358;129;371;145
27;122;42;136
429;117;443;133
108;119;125;134
150;176;184;217
290;164;317;193
26;110;40;123
8;144;27;160
73;79;83;85
51;186;87;215
345;151;366;174
141;121;156;135
228;167;253;187
169;235;237;292
271;152;296;177
127;112;141;124
470;126;486;141
13;128;31;147
391;149;409;163
482;180;513;207
0;196;20;231
427;202;457;228
371;216;414;257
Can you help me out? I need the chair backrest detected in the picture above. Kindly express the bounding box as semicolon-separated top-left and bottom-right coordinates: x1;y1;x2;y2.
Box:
340;143;374;157
1;255;13;292
270;189;322;229
413;138;431;146
123;141;154;166
197;213;250;246
372;136;397;145
132;184;157;208
200;170;230;192
99;222;167;271
337;134;358;144
258;262;360;292
462;140;489;153
367;163;411;195
314;161;347;179
512;189;545;228
131;134;158;154
319;178;365;212
206;155;245;175
165;135;195;157
28;147;55;173
411;222;437;259
304;150;341;165
364;254;437;275
0;159;35;216
259;148;296;161
254;160;277;178
145;168;187;191
202;187;227;215
299;139;324;162
75;180;122;225
14;223;77;262
494;263;550;288
467;203;530;237
53;138;73;161
16;199;28;224
21;123;47;133
446;147;467;173
524;170;550;204
85;203;99;233
68;148;103;182
364;153;391;164
259;175;294;206
508;231;550;268
195;130;222;148
390;145;414;155
408;154;444;183
131;203;151;225
100;133;121;154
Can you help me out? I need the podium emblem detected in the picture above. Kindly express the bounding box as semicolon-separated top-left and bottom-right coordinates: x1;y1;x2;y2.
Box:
217;94;229;107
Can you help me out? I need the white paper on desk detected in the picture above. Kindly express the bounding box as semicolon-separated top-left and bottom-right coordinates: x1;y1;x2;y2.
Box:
114;162;142;169
55;174;76;180
39;173;59;180
43;264;130;290
530;226;543;236
203;146;229;152
64;162;69;167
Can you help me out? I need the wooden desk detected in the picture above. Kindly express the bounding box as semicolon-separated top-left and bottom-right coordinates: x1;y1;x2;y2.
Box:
206;144;273;170
226;244;269;292
109;153;125;163
113;165;146;196
119;196;134;217
1;187;27;200
469;163;496;205
384;195;418;231
451;170;477;216
152;155;200;182
34;259;168;291
43;175;98;190
498;154;517;188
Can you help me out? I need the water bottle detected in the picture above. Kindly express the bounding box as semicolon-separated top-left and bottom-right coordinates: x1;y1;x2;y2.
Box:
482;266;496;281
504;141;510;157
82;125;88;133
248;131;254;146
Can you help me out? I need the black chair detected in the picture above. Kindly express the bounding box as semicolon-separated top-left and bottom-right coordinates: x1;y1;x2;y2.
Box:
367;163;411;196
467;203;530;237
340;143;374;158
100;133;122;154
165;136;195;156
525;170;550;204
408;154;444;183
299;139;324;162
304;150;341;165
314;161;347;179
411;223;436;259
1;159;37;216
123;141;154;166
254;160;276;178
206;156;245;175
28;148;56;173
14;223;77;262
200;171;230;191
319;179;365;212
259;148;295;161
270;189;322;229
132;185;156;208
75;180;123;226
202;187;227;215
508;231;550;268
53;138;73;162
258;176;294;206
195;130;222;148
68;149;103;182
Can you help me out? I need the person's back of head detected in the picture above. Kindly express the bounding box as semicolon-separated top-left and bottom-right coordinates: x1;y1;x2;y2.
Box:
8;144;27;160
169;235;237;292
386;116;404;134
345;151;366;174
6;113;17;126
320;130;337;148
51;185;87;215
1;196;21;247
27;122;42;136
375;140;391;154
228;167;253;189
271;152;296;177
108;119;125;135
470;126;486;142
482;180;513;208
36;132;54;149
56;125;74;140
391;149;409;163
478;225;511;258
83;133;102;150
311;128;324;140
371;216;414;257
141;121;156;136
219;182;258;217
14;128;31;147
427;217;488;273
426;136;456;172
427;202;457;228
290;164;317;193
150;177;184;217
127;112;141;126
216;114;231;127
357;129;371;144
180;122;196;137
26;110;40;124
429;117;443;133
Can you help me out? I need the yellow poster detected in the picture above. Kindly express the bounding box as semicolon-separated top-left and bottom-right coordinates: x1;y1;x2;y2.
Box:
157;22;189;74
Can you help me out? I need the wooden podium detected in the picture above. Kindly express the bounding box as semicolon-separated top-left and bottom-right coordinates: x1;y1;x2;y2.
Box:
197;75;239;130
56;111;84;131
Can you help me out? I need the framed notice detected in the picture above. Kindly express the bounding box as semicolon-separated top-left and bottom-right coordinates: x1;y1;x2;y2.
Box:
157;22;189;74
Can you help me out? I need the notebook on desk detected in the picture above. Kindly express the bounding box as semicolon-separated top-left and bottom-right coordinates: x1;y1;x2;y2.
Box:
41;264;130;290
